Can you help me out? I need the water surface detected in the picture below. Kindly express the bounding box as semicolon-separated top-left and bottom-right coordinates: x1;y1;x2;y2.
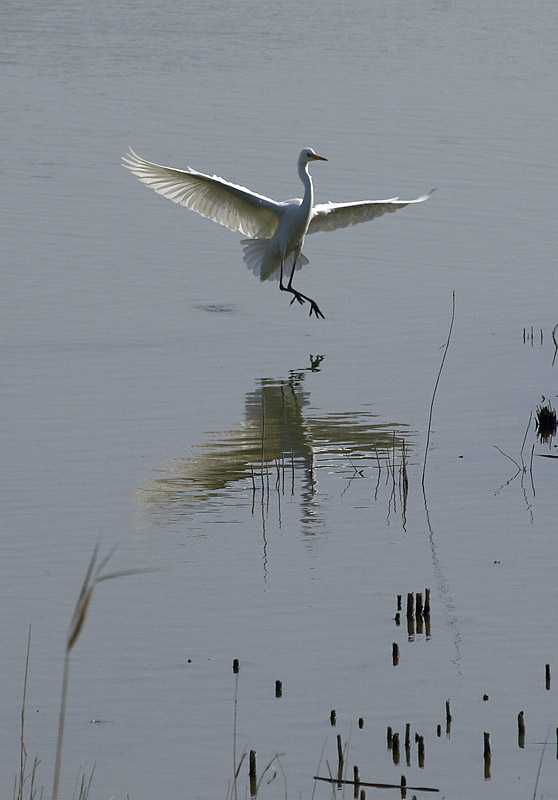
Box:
2;1;558;798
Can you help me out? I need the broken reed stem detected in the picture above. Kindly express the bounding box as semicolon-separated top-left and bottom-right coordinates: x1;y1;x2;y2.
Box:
422;290;456;488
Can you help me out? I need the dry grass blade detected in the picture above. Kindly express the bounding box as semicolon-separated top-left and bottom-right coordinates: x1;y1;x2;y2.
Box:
255;754;285;795
72;763;95;800
53;545;157;800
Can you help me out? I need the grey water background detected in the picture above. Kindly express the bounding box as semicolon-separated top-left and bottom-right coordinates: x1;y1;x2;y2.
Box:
2;1;558;798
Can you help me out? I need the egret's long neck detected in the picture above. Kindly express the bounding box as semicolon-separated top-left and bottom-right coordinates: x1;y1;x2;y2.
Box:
298;160;313;214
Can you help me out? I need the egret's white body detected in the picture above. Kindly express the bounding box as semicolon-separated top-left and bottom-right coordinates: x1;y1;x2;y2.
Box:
123;147;434;318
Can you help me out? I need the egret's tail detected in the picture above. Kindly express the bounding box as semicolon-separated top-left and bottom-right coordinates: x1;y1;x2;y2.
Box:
240;238;308;282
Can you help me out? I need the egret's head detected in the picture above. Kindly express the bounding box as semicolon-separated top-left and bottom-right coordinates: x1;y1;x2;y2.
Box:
299;147;328;165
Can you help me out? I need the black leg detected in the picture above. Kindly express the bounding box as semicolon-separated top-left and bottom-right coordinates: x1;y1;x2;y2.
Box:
278;255;325;319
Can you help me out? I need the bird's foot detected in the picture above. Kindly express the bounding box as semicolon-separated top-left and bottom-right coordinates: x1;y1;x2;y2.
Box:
281;285;325;319
305;297;325;319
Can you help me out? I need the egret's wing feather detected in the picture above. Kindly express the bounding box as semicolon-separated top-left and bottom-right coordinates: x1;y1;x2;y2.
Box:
307;189;435;234
122;148;280;238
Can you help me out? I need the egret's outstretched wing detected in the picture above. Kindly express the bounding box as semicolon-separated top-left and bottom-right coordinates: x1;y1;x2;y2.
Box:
307;189;435;234
122;148;280;238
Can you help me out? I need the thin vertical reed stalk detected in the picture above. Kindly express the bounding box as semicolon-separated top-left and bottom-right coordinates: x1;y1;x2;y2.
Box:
233;669;239;800
422;291;456;488
16;625;34;800
260;399;266;495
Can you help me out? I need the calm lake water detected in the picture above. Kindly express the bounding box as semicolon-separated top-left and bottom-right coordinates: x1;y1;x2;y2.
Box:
2;1;558;798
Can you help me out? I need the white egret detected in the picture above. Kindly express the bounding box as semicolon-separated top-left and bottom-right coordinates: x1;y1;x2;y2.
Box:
123;147;434;319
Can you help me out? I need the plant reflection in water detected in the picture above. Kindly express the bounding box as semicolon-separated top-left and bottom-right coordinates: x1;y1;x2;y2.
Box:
138;356;413;532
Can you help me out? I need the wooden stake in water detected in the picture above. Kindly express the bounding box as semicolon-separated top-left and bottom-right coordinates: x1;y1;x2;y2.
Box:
249;750;257;797
417;736;425;769
415;592;423;618
406;592;414;617
424;588;431;616
546;663;551;690
483;732;491;780
392;732;400;764
445;699;452;735
392;642;400;666
275;679;282;698
387;726;393;749
337;733;344;764
518;710;525;748
330;709;337;726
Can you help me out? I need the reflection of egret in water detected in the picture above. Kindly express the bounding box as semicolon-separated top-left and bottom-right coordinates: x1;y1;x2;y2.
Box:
138;356;413;530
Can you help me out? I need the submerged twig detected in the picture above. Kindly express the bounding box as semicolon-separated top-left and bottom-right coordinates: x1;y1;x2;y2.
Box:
314;775;439;792
422;291;456;488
